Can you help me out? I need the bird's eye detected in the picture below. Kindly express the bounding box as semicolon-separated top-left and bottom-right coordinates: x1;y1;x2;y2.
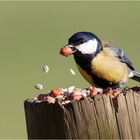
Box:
79;40;85;44
75;38;85;45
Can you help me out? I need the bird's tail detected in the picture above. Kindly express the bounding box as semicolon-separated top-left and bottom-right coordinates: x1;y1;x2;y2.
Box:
131;70;140;82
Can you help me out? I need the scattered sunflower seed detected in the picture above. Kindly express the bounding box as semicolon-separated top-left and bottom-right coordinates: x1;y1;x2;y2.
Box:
47;96;55;104
81;90;88;97
55;95;63;99
65;100;71;104
43;65;49;73
69;68;76;75
34;83;43;90
67;86;75;94
96;88;103;93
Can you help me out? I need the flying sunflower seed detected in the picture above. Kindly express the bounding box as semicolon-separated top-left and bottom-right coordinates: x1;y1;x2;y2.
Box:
34;83;43;90
69;68;76;75
43;65;49;73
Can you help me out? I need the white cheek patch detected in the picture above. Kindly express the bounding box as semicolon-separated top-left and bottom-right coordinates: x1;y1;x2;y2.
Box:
76;39;98;54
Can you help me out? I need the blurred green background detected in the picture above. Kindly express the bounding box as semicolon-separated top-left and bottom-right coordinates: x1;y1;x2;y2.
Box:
0;1;140;139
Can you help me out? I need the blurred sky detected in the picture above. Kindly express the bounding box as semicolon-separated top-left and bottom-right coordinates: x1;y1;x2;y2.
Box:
0;1;140;139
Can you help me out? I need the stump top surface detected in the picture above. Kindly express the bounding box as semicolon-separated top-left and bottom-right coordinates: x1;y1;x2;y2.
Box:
25;86;140;106
24;86;140;139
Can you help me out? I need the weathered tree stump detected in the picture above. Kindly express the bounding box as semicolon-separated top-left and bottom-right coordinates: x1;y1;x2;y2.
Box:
24;87;140;139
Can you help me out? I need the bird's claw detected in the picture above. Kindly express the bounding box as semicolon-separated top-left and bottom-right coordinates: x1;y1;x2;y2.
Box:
103;87;120;98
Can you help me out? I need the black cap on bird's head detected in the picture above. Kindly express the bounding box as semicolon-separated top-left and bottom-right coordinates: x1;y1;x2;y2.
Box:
60;31;103;57
68;32;101;45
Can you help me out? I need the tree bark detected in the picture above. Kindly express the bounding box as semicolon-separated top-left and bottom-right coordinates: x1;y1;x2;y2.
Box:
24;87;140;139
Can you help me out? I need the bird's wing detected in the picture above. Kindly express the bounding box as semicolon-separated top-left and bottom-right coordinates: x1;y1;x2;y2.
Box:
102;40;135;70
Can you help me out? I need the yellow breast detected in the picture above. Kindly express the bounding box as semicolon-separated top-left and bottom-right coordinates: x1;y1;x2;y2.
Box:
76;64;96;86
91;48;128;83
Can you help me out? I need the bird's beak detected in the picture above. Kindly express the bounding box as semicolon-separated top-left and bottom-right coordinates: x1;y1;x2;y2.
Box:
60;44;76;57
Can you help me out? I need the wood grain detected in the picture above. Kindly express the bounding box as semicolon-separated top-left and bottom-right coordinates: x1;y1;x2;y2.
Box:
24;90;140;139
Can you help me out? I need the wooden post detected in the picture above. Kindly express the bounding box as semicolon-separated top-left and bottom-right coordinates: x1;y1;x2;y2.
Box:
24;87;140;139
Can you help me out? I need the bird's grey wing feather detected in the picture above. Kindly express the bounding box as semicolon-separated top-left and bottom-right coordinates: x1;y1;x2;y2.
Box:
102;41;135;70
110;47;135;70
102;41;140;82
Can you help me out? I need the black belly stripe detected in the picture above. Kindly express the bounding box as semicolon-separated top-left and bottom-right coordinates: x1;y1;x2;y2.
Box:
74;51;94;75
74;51;118;88
91;74;117;88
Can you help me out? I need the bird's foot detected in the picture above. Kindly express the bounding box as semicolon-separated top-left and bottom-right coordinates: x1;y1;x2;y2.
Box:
88;86;121;98
103;87;120;98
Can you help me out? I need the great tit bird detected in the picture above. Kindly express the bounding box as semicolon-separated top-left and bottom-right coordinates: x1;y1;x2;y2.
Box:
60;31;140;89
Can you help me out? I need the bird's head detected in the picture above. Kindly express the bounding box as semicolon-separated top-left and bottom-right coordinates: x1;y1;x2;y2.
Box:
60;31;103;57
